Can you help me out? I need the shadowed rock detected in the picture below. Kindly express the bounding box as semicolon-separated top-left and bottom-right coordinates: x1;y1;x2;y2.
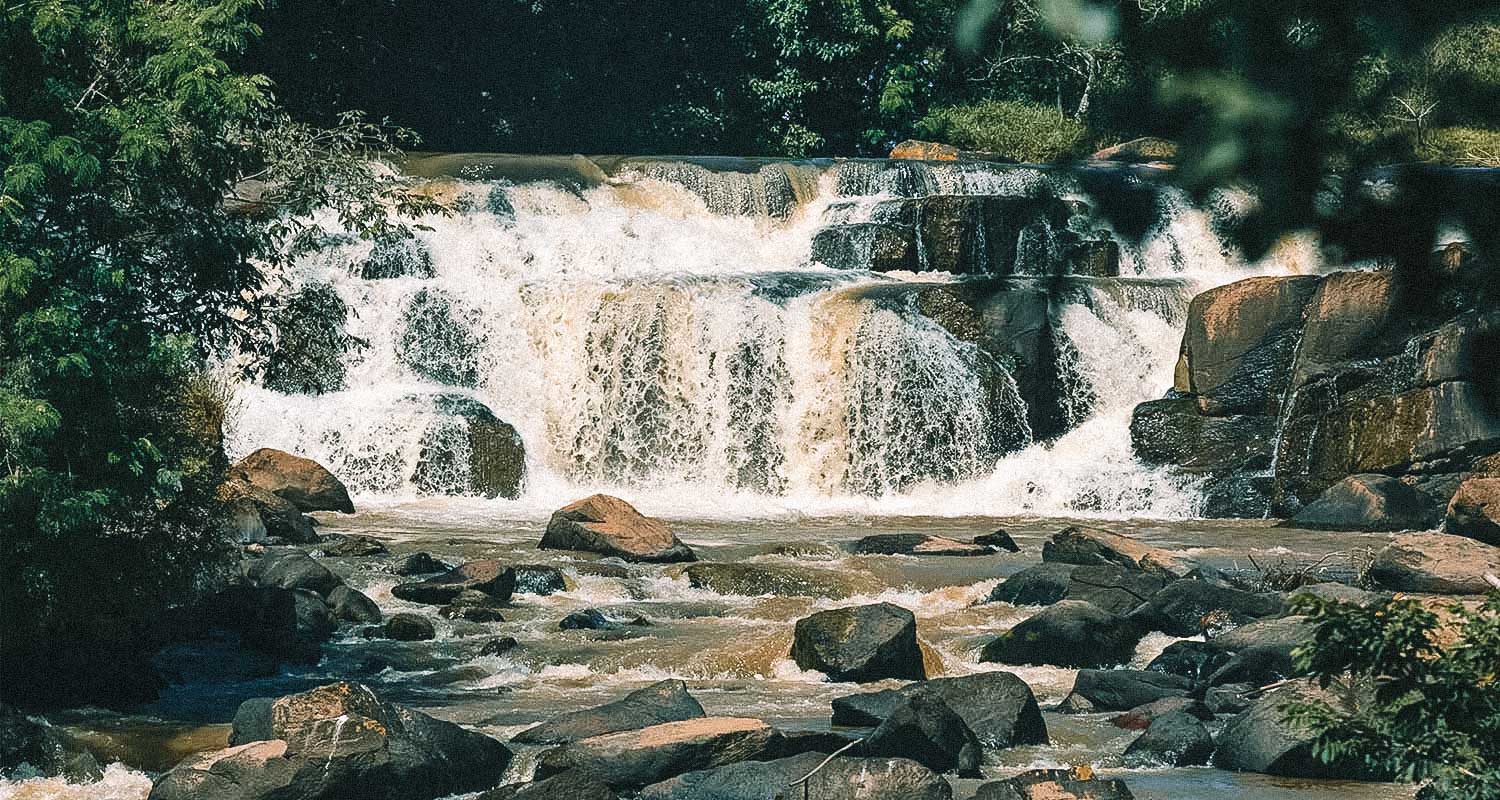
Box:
861;691;981;776
1123;711;1214;767
1290;474;1439;531
514;680;706;745
832;671;1047;748
1042;526;1190;578
791;603;925;682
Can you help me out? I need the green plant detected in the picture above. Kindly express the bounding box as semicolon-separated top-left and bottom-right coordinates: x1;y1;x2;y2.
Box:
918;100;1089;162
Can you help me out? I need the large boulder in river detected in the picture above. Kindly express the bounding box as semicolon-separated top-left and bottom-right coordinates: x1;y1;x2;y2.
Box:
392;559;515;605
1122;711;1214;767
533;717;779;790
150;682;511;800
218;478;318;543
1290;474;1438;531
832;671;1047;748
230;448;354;513
1058;669;1192;713
190;586;336;665
1367;532;1500;594
1213;685;1379;779
411;394;526;499
513;680;706;745
244;551;341;597
542;495;695;563
640;753;952;800
1445;476;1500;545
790;603;925;682
1127;578;1283;637
1041;526;1189;578
981;601;1144;668
861;691;981;777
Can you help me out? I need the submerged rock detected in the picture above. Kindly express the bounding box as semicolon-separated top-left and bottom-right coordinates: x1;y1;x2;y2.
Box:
261;283;360;396
861;690;981;776
398;288;483;387
541;494;695;562
391;559;515;605
319;534;388;557
981;601;1144;668
370;613;435;641
832;671;1047;748
393;551;452;576
513;564;569;595
1367;532;1500;594
686;562;876;599
848;533;995;556
559;608;651;632
1290;474;1438;531
440;590;507;622
974;529;1021;552
230;448;354;514
791;603;925;682
533;717;779;790
513;680;706;745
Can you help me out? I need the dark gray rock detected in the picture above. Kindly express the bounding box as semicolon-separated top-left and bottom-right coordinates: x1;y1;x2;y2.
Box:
831;689;901;727
831;671;1046;748
559;608;650;631
228;697;274;746
986;563;1074;606
1122;711;1214;767
479;636;520;657
1058;669;1192;713
1367;532;1500;594
245;551;341;597
974;529;1021;552
514;564;569;595
1205;616;1317;687
1041;526;1188;577
1213;685;1381;779
192;586;335;665
640;754;952;800
393;552;452;576
361;234;434;279
980;601;1144;668
791;603;925;682
320;534;388;557
327;585;382;624
478;771;617;800
1127;579;1283;636
220;479;318;543
0;703;103;782
1446;476;1500;545
1290;474;1439;531
373;612;436;641
411;394;527;499
1145;640;1233;681
440;590;507;622
392;560;515;605
1109;697;1213;730
514;680;706;745
397;288;481;387
532;718;779;790
259;284;359;396
861;691;981;777
848;534;995;557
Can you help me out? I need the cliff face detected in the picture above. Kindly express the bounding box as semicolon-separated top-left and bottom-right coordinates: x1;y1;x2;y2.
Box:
1132;244;1500;518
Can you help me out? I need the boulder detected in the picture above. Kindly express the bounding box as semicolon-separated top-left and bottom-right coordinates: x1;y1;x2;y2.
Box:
1367;533;1500;594
830;690;899;727
560;608;650;631
848;534;994;557
245;551;341;597
479;636;521;657
0;703;103;782
1127;579;1283;636
1445;476;1500;545
1145;640;1232;681
971;767;1134;800
218;478;318;544
988;563;1075;606
478;771;618;800
411;394;526;499
980;601;1144;668
230;448;354;514
832;671;1046;748
372;613;435;642
638;752;825;800
641;754;952;800
320;534;389;557
811;224;918;272
541;495;695;563
1058;670;1192;713
1204;683;1255;715
439;590;507;622
1213;685;1378;779
1292;582;1389;607
327;585;382;624
1122;711;1214;767
533;717;779;790
1062;565;1167;615
393;552;452;576
974;529;1021;552
513;680;706;745
890;140;960;161
514;564;569;595
229;697;274;746
151;682;510;800
685;562;875;599
861;691;981;777
1042;526;1190;578
391;560;515;605
1109;697;1213;730
1205;615;1316;686
1290;474;1439;531
790;603;925;682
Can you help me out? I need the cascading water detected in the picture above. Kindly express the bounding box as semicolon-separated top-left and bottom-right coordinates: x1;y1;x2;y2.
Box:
228;156;1297;518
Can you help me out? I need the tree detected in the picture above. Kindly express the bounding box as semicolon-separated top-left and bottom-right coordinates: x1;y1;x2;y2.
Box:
0;0;434;708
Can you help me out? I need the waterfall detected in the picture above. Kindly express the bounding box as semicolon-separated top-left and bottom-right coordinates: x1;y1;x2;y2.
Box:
227;157;1292;518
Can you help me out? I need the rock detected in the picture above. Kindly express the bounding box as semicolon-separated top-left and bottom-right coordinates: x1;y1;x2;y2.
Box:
988;563;1075;606
1122;711;1214;767
560;608;650;631
541;495;695;563
398;288;481;387
439;590;507;622
1058;670;1192;712
360;233;434;279
974;529;1021;552
848;534;994;556
479;636;520;657
192;586;335;664
1290;474;1439;531
832;672;1046;748
790;603;925;682
393;552;452;576
1092;136;1178;163
861;691;980;776
0;703;104;782
1367;532;1500;594
1292;582;1389;607
1063;565;1167;615
811;223;918;272
1445;476;1500;545
1042;526;1190;578
684;562;874;599
1213;685;1379;779
1205;615;1316;686
218;478;318;544
980;601;1144;668
641;754;952;800
1204;683;1254;715
151;682;510;800
373;613;435;641
326;585;382;624
1145;640;1233;681
830;689;899;727
1109;697;1213;730
513;565;569;595
514;680;706;745
972;767;1134;800
230;448;354;513
261;283;358;396
1127;579;1283;636
391;560;516;605
478;771;619;800
319;534;388;557
245;551;341;597
229;697;274;745
411;394;526;499
890;140;960;161
533;717;779;790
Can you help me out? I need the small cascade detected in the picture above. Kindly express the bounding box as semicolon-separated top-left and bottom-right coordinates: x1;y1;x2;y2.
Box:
228;155;1279;518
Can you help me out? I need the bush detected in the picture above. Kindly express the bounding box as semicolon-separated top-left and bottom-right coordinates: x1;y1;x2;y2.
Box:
1419;127;1500;166
915;100;1091;163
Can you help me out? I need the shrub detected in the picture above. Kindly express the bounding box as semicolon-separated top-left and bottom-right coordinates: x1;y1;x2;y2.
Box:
917;100;1090;163
1419;126;1500;166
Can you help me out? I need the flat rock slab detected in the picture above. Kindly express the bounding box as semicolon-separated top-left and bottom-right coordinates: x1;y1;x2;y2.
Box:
513;680;705;744
1368;532;1500;594
541;495;696;563
534;717;778;790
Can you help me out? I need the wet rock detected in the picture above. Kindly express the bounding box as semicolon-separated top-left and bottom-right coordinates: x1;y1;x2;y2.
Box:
831;689;899;727
832;672;1047;748
1127;579;1283;636
972;767;1134;800
1122;711;1214;767
478;771;619;800
393;551;452;576
192;586;335;664
513;564;569;595
988;563;1075;606
1205;615;1316;686
1445;476;1500;545
486;184;516;220
1213;685;1379;779
861;691;981;777
1290;474;1439;531
848;533;995;556
229;697;274;745
640;754;952;800
218;478;318;544
1058;669;1192;713
1174;276;1322;416
811;223;918;272
638;752;825;800
1042;526;1190;578
1129;398;1278;517
0;703;104;782
151;682;510;800
479;636;520;657
533;717;779;790
685;562;874;599
370;612;435;641
1145;640;1233;681
1367;532;1500;594
261;283;359;395
230;448;354;514
974;529;1021;552
244;551;341;597
559;608;650;631
1064;565;1167;615
791;603;925;682
1292;582;1389;607
541;494;695;563
360;233;434;279
1204;683;1254;715
391;559;516;605
411;394;527;499
319;534;388;557
514;680;706;745
1109;697;1213;730
980;601;1144;669
397;288;482;387
439;590;507;622
326;585;382;624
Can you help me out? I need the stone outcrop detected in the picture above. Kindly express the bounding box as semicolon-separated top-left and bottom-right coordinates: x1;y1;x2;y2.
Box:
541;495;695;562
230;448;354;514
514;680;706;745
1445;475;1500;545
1367;532;1500;594
790;603;925;682
980;600;1144;668
1290;473;1440;531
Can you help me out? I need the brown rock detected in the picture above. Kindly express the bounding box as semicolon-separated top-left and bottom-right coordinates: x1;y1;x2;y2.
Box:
541;495;695;563
890;140;959;161
230;448;354;513
1368;532;1500;594
1092;136;1178;163
1445;476;1500;546
217;478;318;544
1041;526;1191;578
392;560;516;605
